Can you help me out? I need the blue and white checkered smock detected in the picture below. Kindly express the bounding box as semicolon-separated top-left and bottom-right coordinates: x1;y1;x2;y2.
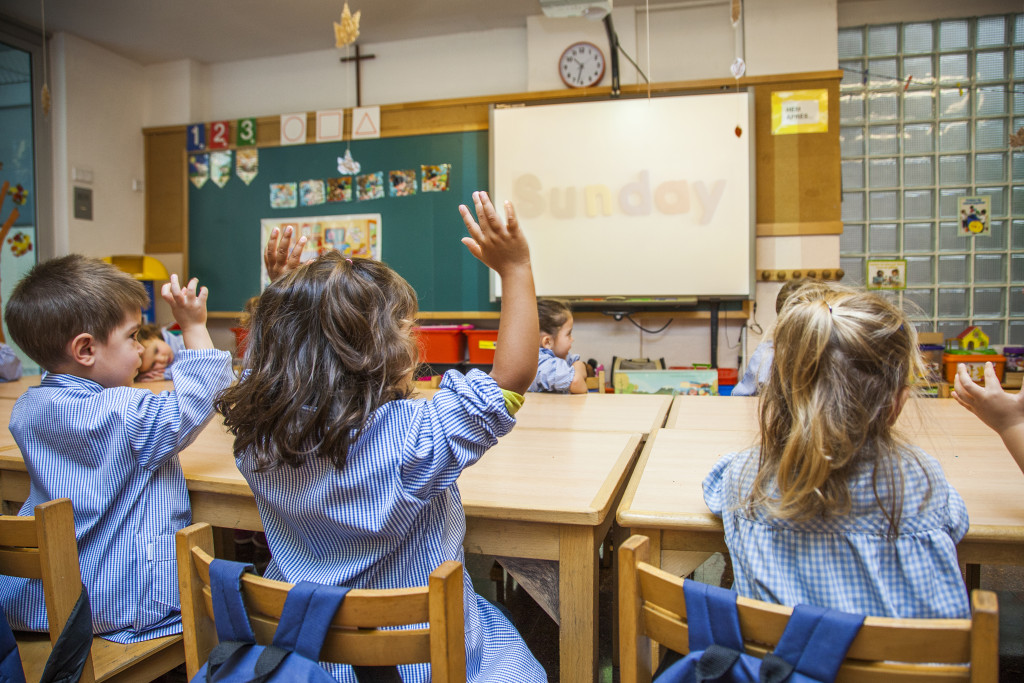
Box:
528;348;579;393
236;369;546;682
0;349;234;643
703;446;970;619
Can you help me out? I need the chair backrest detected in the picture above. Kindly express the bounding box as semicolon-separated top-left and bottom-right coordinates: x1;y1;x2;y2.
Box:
176;523;467;682
618;534;999;683
0;498;97;682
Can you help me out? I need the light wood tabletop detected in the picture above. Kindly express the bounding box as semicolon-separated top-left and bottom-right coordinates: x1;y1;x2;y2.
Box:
0;414;642;683
618;423;1024;575
0;376;41;400
417;388;671;438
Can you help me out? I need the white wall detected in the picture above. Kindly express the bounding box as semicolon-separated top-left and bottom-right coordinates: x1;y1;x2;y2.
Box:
48;2;850;370
51;32;146;259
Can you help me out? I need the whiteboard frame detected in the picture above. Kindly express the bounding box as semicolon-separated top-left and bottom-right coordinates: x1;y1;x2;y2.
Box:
489;92;755;302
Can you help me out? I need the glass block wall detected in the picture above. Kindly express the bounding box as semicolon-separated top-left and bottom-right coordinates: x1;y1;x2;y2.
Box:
838;14;1024;343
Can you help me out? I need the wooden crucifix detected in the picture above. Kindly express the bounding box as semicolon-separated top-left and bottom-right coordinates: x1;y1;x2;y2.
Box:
339;45;376;107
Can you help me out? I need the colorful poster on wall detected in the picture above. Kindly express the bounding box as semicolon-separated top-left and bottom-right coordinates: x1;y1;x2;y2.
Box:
356;172;384;201
299;179;326;206
236;149;259;185
771;89;829;135
188;154;209;189
959;196;991;236
421;164;451;192
388;169;417;197
0;226;38;374
327;177;353;202
259;214;381;288
866;259;906;290
210;151;233;188
269;183;297;208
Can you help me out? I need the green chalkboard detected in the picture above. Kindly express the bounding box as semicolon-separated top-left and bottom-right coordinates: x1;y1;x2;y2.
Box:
188;131;497;313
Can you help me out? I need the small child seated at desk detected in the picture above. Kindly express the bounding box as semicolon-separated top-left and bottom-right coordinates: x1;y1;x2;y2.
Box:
0;255;233;643
528;298;590;394
704;283;970;619
134;323;185;381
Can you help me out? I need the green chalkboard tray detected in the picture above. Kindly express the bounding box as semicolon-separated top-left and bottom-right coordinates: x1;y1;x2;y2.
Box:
188;130;496;314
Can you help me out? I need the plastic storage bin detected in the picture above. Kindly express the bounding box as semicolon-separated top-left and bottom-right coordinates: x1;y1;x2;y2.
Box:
464;329;499;364
414;325;468;364
1004;346;1024;373
942;350;1005;385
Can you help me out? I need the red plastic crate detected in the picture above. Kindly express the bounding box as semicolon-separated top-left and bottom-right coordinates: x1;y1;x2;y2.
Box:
464;329;498;364
414;325;468;364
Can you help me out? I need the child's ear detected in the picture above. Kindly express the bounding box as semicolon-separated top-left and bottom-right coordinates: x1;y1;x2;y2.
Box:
540;333;554;350
889;386;911;425
67;332;97;367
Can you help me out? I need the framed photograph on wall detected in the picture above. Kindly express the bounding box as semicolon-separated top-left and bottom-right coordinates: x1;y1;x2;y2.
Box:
866;259;907;290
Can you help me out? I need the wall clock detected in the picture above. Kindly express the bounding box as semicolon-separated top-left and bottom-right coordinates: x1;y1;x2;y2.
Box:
559;41;605;89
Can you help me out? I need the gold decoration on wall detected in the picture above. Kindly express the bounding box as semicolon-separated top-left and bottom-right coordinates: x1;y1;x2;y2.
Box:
759;268;844;282
334;3;361;48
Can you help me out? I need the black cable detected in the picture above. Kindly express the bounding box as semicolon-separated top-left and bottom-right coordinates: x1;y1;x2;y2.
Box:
624;312;672;334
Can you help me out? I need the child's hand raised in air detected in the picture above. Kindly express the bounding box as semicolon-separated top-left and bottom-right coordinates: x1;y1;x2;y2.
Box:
264;225;307;281
460;191;537;395
953;361;1024;474
161;274;214;351
459;191;530;277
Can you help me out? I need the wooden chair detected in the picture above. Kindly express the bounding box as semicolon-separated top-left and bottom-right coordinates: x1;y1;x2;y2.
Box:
176;522;466;681
0;498;185;682
586;369;606;393
618;534;999;683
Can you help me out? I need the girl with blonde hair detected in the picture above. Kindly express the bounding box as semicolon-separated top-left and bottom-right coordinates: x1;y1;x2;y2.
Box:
703;283;969;619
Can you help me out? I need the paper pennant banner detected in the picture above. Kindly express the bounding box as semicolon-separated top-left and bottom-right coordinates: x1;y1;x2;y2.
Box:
280;112;307;145
316;109;345;142
352;106;380;140
189;154;209;189
236;149;259;185
210;150;233;188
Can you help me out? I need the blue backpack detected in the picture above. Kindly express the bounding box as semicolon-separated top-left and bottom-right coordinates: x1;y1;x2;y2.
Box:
654;581;865;683
1;584;92;683
193;560;401;683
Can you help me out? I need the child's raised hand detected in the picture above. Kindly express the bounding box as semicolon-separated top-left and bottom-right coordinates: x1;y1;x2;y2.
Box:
459;191;530;277
161;275;215;351
265;225;306;281
952;361;1024;434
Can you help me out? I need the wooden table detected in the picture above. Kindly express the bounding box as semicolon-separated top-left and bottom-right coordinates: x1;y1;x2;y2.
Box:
618;420;1024;578
418;388;671;438
0;376;41;400
1;416;643;683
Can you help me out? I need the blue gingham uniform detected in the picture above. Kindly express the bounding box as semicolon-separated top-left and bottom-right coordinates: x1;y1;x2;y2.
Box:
0;349;234;643
732;340;773;396
237;369;546;682
527;348;579;393
703;446;970;619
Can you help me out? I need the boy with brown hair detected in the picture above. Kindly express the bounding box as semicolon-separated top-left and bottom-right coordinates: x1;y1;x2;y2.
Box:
0;255;233;643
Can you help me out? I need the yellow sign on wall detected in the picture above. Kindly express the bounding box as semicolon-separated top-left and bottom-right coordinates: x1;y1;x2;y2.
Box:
771;89;829;135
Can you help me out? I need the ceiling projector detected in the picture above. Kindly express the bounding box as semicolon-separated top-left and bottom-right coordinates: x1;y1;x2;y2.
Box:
539;0;613;20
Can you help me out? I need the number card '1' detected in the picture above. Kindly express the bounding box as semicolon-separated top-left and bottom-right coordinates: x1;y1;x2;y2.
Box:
236;118;257;147
209;121;231;149
186;123;206;152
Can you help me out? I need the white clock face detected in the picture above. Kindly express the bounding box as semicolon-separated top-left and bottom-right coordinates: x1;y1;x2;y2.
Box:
559;42;605;89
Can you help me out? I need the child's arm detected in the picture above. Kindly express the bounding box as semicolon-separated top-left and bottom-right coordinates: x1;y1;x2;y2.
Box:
568;360;589;394
161;274;214;351
952;361;1024;475
264;225;307;281
459;191;537;394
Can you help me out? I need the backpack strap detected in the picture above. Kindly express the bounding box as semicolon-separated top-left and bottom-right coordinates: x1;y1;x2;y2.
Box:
203;559;258;682
763;604;864;683
208;559;257;644
255;581;402;682
38;583;93;683
683;579;744;652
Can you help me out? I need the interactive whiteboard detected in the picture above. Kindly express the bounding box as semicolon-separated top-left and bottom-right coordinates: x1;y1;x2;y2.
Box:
491;93;754;300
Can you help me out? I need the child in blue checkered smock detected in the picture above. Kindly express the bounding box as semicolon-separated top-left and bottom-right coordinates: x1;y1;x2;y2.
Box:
0;256;233;643
704;283;970;619
216;193;546;682
528;298;590;393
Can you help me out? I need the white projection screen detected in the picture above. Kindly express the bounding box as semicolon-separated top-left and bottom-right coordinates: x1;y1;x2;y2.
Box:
490;93;754;300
